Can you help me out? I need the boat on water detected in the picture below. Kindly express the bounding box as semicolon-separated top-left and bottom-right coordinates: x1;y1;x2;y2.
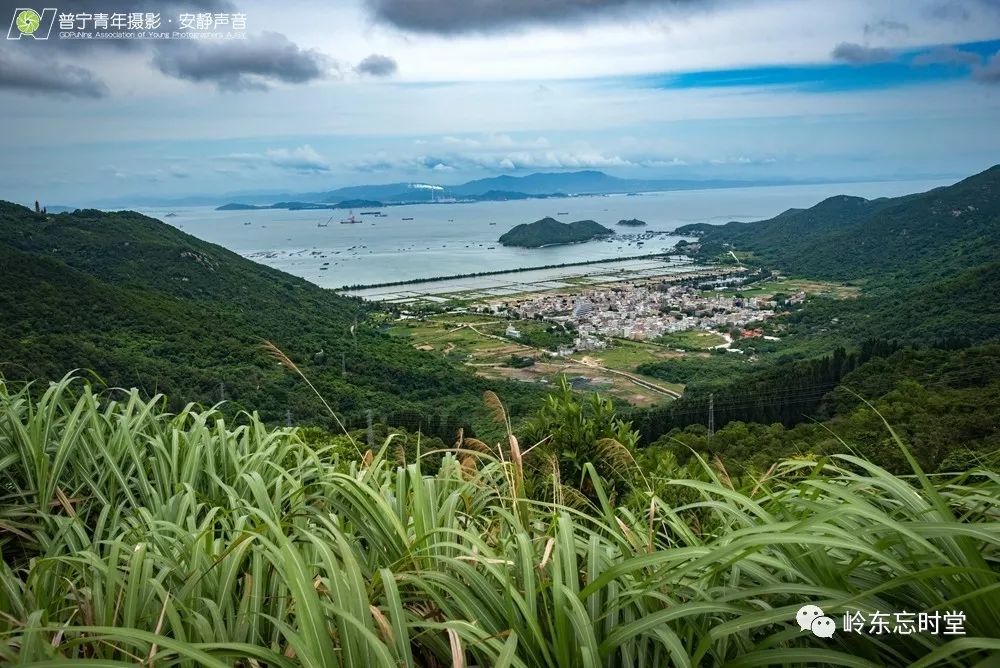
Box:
401;217;414;221
557;212;569;215
243;221;252;226
489;222;497;226
340;210;362;224
360;211;381;215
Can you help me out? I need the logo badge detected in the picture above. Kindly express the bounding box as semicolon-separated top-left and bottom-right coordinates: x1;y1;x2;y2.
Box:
797;604;836;638
7;7;57;39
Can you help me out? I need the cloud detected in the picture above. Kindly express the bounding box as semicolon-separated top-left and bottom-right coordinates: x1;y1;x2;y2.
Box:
863;20;908;38
152;32;331;91
926;1;971;22
356;54;398;77
349;148;698;174
218;145;331;173
912;46;982;67
264;145;331;173
830;42;894;65
0;50;108;98
972;51;1000;84
363;0;702;34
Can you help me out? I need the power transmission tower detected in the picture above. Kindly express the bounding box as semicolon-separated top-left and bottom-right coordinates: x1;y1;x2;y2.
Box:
219;382;226;402
708;393;715;439
366;409;374;449
285;408;292;427
341;351;347;377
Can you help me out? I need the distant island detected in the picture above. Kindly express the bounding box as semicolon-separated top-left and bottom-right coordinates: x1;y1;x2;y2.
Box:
617;218;647;226
118;170;803;209
499;217;614;248
216;199;383;212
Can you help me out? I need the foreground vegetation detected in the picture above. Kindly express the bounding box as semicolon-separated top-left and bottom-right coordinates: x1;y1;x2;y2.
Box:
1;376;998;666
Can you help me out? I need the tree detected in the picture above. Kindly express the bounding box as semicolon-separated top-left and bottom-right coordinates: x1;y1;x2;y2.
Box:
521;377;642;502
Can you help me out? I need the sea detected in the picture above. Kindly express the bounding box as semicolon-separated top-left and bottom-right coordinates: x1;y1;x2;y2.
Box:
140;179;952;290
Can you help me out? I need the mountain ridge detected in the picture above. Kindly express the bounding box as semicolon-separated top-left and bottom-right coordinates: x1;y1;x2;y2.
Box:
0;201;538;435
678;164;999;281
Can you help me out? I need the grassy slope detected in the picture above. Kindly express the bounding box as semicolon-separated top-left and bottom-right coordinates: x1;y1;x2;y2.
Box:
0;202;539;434
0;377;997;666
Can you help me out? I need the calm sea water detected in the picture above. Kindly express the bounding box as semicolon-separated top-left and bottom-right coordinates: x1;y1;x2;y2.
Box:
141;179;951;289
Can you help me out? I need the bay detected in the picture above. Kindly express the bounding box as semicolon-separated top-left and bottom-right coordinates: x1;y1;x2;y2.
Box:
140;178;951;289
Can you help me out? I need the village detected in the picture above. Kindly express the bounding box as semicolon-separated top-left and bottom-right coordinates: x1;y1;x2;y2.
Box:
481;277;803;356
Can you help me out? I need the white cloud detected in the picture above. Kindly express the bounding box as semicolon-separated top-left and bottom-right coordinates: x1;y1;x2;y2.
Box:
218;145;331;174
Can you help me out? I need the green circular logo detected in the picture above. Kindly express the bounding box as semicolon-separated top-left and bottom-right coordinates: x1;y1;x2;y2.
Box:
16;9;41;35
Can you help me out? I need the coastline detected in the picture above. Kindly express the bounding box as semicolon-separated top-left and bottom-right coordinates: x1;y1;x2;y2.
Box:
335;250;690;291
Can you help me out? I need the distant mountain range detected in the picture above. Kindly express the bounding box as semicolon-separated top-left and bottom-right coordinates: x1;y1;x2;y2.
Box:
210;171;788;210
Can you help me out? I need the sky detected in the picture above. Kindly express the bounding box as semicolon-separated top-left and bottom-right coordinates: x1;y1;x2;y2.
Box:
1;0;999;206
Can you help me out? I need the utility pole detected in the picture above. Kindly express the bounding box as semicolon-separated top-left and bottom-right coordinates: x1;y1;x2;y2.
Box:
219;382;226;402
366;409;374;449
708;393;715;439
285;408;292;427
341;351;347;377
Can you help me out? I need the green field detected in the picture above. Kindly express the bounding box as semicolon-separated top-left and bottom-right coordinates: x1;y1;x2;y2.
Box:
656;330;727;350
700;276;860;299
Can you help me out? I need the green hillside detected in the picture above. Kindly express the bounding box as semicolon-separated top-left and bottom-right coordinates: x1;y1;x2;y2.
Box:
0;202;537;436
499;217;614;247
679;165;999;280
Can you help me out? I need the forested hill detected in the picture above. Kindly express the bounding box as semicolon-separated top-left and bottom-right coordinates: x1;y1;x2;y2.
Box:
0;202;535;435
499;217;614;247
678;164;999;280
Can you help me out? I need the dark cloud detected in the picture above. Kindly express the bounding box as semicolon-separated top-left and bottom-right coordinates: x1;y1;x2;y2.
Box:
364;0;704;34
863;20;908;38
972;52;1000;84
356;53;398;77
926;1;972;22
831;42;894;65
912;46;982;67
151;32;330;91
0;49;108;97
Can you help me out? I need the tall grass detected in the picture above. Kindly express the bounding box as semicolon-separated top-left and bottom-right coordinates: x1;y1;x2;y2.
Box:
0;375;997;666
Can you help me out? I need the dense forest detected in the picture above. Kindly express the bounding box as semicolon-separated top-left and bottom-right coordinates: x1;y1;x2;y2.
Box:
635;344;1000;475
0;202;540;439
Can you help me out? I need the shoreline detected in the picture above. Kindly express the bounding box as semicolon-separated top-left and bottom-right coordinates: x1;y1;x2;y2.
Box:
335;251;693;291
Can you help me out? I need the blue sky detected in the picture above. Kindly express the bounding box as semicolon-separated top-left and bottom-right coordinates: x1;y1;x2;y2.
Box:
647;40;1000;92
0;0;998;205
